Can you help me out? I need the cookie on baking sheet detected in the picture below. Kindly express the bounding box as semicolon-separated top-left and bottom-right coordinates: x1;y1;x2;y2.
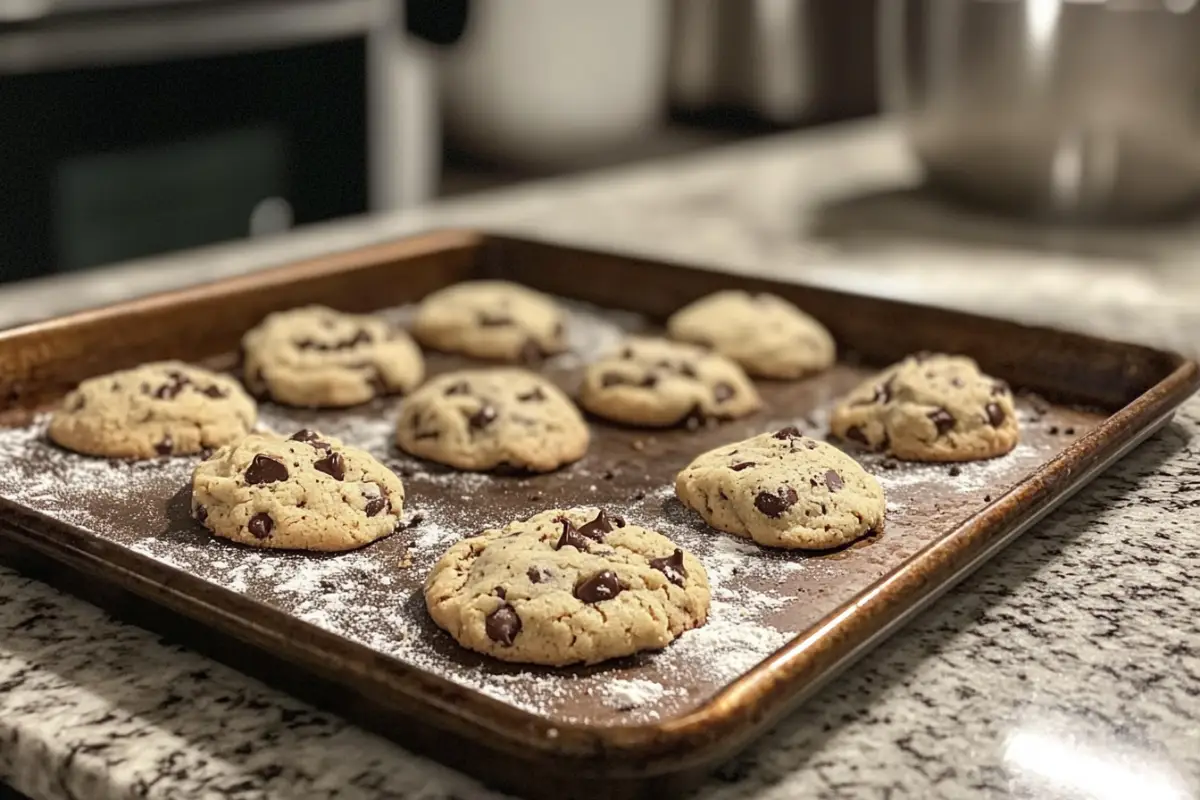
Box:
424;507;710;666
191;429;404;551
667;290;836;379
578;336;761;428
48;361;256;459
675;426;885;550
241;305;424;408
829;353;1018;462
395;369;588;473
412;281;567;362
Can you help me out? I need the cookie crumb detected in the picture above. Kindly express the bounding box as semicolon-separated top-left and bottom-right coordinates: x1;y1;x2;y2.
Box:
983;494;992;502
948;465;962;477
1048;425;1060;435
1064;427;1076;435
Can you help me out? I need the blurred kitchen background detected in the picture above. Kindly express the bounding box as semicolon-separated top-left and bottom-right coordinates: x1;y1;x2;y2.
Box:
3;0;1199;285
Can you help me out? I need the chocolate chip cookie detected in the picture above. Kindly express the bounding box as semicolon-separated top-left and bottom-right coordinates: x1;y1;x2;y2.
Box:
667;290;836;379
191;429;404;551
241;305;424;407
830;353;1019;462
412;281;567;362
424;507;710;666
578;337;761;428
675;426;886;550
48;361;256;459
394;369;588;472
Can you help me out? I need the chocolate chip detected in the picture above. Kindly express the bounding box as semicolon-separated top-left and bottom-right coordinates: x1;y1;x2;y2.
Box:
682;406;707;430
517;386;546;402
555;518;592;551
620;347;635;359
845;426;869;445
649;549;687;587
68;395;86;411
248;512;273;538
494;587;507;600
991;381;1010;397
870;377;895;404
754;486;798;518
713;382;735;403
949;465;962;477
290;430;332;451
985;403;1006;427
553;321;566;341
823;470;844;492
578;509;620;540
155;436;173;456
731;461;756;471
445;381;471;396
194;505;207;523
245;454;288;485
468;404;498;430
602;372;656;389
518;339;543;364
364;495;389;517
485;604;521;645
202;385;227;398
574;570;624;604
774;426;803;440
313;452;345;480
153;382;184;400
679;363;698;379
527;566;550;584
928;408;955;435
950;377;964;388
479;312;513;327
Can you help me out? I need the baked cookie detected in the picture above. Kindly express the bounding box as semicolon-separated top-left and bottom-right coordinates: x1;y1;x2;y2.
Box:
48;361;256;459
675;426;885;550
578;337;761;428
242;305;424;407
424;507;710;666
412;281;567;362
667;290;835;379
829;353;1018;462
191;429;404;551
395;369;588;472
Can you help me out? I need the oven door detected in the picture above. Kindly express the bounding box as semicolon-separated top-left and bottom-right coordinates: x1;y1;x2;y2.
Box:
0;0;376;282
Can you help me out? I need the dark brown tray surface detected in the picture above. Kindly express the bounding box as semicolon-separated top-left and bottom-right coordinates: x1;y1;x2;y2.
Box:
0;231;1194;797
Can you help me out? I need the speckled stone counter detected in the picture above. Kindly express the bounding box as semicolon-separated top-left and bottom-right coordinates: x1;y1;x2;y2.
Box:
2;121;1199;800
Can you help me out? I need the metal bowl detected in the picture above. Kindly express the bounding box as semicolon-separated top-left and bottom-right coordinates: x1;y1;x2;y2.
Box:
879;0;1200;222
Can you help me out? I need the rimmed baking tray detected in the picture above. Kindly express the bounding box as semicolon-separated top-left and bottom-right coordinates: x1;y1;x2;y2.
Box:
0;229;1195;800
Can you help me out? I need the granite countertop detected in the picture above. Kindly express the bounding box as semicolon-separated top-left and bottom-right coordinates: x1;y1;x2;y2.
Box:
2;120;1200;800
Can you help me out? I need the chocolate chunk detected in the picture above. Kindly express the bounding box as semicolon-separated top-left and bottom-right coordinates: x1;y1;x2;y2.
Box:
517;386;546;402
649;549;687;587
518;339;543;364
823;470;844;492
928;408;956;436
602;372;656;389
713;382;735;403
774;426;803;440
314;452;346;481
194;505;207;524
845;425;869;445
155;436;173;456
468;404;498;430
527;566;550;584
950;377;964;388
731;461;756;471
985;403;1006;427
754;486;798;518
578;509;620;540
949;465;962;477
485;604;522;645
364;494;389;517
555;518;592;551
248;512;273;539
478;312;512;327
574;570;624;604
202;385;227;398
245;454;288;485
153;382;184;400
444;381;471;396
290;430;332;451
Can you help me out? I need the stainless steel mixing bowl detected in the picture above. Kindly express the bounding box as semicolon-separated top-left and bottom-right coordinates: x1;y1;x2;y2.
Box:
879;0;1200;221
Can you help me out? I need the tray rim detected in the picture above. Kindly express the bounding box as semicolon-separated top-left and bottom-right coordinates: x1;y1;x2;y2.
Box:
1;227;1197;779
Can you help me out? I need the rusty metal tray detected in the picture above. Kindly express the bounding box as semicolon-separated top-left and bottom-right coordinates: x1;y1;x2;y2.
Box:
0;230;1196;800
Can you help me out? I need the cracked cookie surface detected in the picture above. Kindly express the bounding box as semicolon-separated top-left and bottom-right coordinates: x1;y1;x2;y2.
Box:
424;507;710;666
667;290;835;379
48;361;256;459
675;426;886;550
578;337;760;428
241;305;424;407
829;353;1018;462
394;369;588;472
191;429;405;551
412;281;567;362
